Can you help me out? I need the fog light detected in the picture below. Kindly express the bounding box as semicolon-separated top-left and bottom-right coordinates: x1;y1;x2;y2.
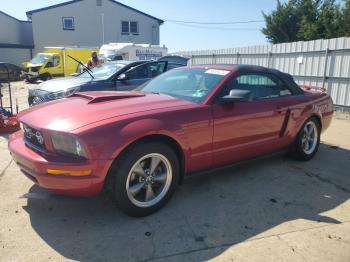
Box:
47;169;92;177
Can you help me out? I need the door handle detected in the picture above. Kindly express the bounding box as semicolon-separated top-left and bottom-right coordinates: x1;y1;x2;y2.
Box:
275;107;285;113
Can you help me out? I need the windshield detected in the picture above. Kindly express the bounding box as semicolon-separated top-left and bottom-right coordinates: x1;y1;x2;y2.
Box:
140;68;230;103
30;54;51;65
79;63;125;80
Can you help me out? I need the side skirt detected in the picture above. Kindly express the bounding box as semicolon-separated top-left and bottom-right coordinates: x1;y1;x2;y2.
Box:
185;149;289;180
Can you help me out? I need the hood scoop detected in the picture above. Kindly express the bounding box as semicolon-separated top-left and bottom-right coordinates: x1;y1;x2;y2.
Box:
72;91;146;104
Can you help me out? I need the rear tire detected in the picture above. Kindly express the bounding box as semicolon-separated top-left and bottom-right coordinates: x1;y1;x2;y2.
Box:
106;142;180;217
289;117;321;161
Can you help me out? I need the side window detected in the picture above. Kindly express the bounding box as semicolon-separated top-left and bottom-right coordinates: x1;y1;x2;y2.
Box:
45;59;54;68
150;62;166;78
126;64;149;79
53;56;60;67
229;74;292;99
167;63;184;71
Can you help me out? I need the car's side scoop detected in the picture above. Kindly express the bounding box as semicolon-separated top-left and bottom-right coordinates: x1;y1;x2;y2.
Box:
71;91;146;104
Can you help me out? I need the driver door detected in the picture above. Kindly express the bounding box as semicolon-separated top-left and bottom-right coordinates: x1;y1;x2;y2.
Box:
45;55;63;77
211;73;290;167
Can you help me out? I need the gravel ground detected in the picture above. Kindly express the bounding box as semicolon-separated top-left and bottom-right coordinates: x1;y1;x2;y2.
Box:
0;82;350;262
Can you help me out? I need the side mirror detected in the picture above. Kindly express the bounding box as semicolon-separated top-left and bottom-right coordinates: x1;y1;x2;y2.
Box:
220;89;253;103
117;73;128;81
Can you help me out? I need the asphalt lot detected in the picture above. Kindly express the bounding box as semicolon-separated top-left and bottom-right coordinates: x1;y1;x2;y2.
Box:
1;81;350;262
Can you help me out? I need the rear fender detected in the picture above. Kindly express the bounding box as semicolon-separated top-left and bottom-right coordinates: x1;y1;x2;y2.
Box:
291;95;333;136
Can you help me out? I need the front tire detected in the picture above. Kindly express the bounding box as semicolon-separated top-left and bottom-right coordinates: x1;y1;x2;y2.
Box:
289;117;321;161
106;142;179;217
42;74;52;81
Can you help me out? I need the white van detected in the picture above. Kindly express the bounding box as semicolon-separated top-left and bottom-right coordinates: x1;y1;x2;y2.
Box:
99;43;168;61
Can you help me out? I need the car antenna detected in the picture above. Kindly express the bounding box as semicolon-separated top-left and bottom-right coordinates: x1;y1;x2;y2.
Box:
67;55;94;79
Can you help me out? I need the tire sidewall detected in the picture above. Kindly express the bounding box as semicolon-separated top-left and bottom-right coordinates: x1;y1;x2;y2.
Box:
111;142;179;217
43;74;52;81
295;117;321;160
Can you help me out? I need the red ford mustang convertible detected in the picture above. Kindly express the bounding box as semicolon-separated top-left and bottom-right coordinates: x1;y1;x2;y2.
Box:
9;65;333;216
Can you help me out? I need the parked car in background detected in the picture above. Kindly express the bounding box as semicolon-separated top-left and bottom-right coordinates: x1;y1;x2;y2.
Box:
0;63;23;82
28;56;188;106
23;46;99;82
99;43;168;61
9;65;333;217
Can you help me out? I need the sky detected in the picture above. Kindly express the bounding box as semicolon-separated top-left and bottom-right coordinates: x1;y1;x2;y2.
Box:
1;0;279;52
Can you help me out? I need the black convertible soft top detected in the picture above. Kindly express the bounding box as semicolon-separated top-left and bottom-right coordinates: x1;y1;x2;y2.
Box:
201;64;305;95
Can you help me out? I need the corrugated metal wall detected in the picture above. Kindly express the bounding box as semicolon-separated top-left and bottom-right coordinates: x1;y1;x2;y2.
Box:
174;37;350;108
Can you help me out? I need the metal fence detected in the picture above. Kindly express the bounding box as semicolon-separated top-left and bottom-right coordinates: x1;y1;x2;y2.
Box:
174;37;350;109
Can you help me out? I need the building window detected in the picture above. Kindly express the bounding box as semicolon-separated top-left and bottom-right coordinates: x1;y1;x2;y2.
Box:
121;21;129;34
130;21;138;34
121;21;139;35
63;17;74;30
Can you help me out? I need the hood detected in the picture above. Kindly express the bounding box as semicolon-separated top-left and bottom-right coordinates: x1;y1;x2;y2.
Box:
26;63;43;68
18;91;192;132
34;77;91;93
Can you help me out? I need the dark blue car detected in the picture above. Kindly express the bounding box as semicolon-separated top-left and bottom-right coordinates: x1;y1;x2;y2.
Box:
28;56;188;106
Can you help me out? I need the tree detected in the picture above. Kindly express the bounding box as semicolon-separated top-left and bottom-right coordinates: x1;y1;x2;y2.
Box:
262;0;300;44
262;0;348;43
342;0;350;36
296;0;321;40
317;0;343;38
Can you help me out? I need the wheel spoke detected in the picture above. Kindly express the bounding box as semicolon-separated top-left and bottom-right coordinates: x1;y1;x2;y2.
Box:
126;153;173;208
149;157;161;175
306;125;313;136
153;172;167;183
129;182;145;196
302;137;307;146
305;140;310;151
133;163;147;178
145;184;155;201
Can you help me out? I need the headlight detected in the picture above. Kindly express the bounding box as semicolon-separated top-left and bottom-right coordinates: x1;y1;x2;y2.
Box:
47;87;78;100
51;132;88;158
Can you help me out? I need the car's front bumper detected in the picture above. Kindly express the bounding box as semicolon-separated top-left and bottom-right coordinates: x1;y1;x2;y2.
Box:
8;131;107;196
25;71;39;77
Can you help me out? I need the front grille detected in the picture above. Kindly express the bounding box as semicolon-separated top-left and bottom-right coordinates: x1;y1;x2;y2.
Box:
23;124;46;152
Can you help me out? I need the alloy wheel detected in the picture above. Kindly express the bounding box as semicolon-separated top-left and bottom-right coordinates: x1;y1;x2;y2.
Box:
301;121;318;155
126;153;172;208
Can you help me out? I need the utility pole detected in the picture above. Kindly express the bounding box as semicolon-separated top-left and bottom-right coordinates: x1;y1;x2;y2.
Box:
101;13;105;44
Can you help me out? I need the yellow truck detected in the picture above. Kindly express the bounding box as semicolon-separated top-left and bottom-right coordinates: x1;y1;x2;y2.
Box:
23;47;98;82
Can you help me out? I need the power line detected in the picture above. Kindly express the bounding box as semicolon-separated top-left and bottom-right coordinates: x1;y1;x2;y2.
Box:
168;21;261;31
165;19;264;25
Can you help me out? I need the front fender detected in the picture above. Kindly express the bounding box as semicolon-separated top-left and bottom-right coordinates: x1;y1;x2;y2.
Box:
111;118;190;160
76;117;190;179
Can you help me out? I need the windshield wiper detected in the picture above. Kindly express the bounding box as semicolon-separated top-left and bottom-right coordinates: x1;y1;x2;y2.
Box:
67;55;94;79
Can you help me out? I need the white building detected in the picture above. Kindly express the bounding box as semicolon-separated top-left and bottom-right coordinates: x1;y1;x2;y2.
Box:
26;0;164;54
0;0;163;65
0;11;33;66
